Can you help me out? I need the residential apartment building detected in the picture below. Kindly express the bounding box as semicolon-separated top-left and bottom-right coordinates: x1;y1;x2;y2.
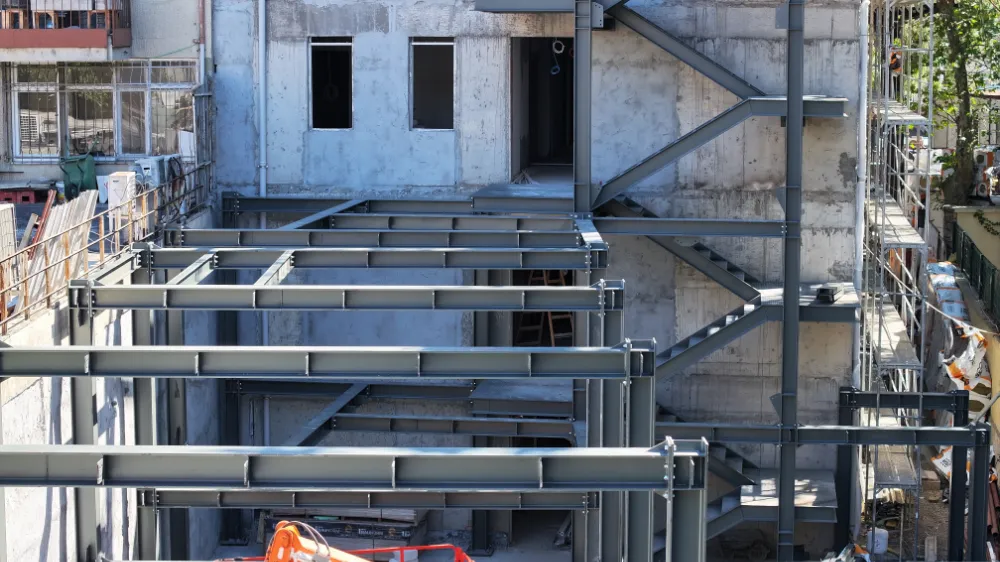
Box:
0;0;208;185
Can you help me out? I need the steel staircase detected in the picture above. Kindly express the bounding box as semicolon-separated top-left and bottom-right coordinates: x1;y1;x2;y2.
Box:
602;196;761;301
656;303;774;379
658;407;758;487
652;490;744;559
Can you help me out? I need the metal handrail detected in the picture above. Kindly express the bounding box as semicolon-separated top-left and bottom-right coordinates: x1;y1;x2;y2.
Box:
0;163;209;333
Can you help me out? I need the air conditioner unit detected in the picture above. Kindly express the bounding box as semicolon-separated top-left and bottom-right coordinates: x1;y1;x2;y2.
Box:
132;154;181;189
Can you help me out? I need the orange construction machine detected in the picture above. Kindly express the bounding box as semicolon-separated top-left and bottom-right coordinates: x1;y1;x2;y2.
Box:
220;521;475;562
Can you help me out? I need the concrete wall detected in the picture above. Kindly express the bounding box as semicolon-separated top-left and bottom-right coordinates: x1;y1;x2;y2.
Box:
213;0;861;474
1;302;136;562
179;209;222;560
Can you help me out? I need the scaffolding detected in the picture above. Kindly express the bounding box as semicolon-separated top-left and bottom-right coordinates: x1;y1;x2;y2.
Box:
862;0;934;558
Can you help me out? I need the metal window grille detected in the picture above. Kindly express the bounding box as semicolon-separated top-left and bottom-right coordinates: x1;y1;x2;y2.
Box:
7;61;197;160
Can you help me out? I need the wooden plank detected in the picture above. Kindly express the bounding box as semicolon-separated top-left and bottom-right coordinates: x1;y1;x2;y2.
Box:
17;192;97;314
19;214;39;250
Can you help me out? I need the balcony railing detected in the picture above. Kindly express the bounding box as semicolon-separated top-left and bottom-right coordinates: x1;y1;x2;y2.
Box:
954;221;1000;322
0;0;130;50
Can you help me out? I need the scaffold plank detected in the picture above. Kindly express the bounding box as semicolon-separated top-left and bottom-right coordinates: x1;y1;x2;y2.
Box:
866;301;920;369
865;198;925;249
872;101;930;126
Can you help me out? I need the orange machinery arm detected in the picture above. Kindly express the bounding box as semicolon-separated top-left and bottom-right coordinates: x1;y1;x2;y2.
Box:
265;521;371;562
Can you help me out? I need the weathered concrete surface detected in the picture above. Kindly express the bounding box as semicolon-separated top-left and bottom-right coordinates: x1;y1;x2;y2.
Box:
179;209;222;560
210;0;863;544
1;303;135;562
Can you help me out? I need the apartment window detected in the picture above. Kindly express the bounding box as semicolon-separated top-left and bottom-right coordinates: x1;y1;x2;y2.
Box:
311;37;352;129
411;38;454;130
10;61;197;160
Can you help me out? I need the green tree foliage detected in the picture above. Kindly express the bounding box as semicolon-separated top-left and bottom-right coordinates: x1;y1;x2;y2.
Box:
931;0;1000;204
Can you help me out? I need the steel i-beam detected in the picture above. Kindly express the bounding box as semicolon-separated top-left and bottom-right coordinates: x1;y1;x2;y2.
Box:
142;247;608;271
71;282;626;312
0;344;654;379
0;441;708;491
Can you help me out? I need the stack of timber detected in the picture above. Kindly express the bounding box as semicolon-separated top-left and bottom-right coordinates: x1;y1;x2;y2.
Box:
15;191;97;314
260;509;427;561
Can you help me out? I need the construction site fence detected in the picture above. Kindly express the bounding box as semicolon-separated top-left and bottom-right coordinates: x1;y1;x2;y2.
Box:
0;163;210;334
954;221;1000;325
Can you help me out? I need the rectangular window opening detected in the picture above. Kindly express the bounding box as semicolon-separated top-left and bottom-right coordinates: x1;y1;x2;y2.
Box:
310;37;352;129
67;90;115;156
411;38;454;130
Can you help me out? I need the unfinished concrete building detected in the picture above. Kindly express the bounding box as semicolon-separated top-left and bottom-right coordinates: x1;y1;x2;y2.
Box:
0;0;993;560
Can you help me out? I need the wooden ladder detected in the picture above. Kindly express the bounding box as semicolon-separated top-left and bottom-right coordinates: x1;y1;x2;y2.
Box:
513;270;574;347
544;270;574;346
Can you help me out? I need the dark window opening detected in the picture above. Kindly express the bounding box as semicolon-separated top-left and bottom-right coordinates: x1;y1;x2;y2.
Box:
510;37;574;179
311;37;352;129
411;38;454;129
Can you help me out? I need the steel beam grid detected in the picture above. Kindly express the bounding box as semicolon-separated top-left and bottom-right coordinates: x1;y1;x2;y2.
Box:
326;413;575;440
141;246;609;271
653;422;990;447
139;489;596;510
73;282;625;312
0;441;709;492
0;343;655;379
167;228;588;250
221;193;475;216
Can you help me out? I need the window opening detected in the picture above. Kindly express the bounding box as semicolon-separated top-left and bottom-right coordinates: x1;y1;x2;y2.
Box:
411;38;454;130
17;92;59;156
310;37;352;129
510;38;574;183
10;62;197;160
120;91;146;154
67;91;114;156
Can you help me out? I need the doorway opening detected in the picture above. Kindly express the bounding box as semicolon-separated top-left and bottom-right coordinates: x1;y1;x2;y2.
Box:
510;37;574;185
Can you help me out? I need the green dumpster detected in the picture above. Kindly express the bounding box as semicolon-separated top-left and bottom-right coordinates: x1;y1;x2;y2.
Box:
60;154;97;201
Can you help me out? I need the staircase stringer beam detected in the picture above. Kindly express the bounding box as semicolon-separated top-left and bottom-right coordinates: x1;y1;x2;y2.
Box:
706;503;746;539
655;304;778;381
593;99;754;208
607;5;765;99
602;197;761;302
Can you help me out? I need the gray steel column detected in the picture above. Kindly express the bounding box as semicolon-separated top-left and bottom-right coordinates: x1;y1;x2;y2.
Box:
0;374;7;562
777;1;805;559
131;267;158;560
948;400;969;561
573;0;593;212
164;290;189;561
68;280;100;562
835;389;855;546
601;282;625;562
627;375;655;562
968;424;990;561
470;270;493;556
575;268;600;562
670;445;707;562
217;207;242;544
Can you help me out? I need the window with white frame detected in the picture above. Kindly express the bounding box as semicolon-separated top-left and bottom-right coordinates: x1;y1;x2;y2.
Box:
11;61;197;160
